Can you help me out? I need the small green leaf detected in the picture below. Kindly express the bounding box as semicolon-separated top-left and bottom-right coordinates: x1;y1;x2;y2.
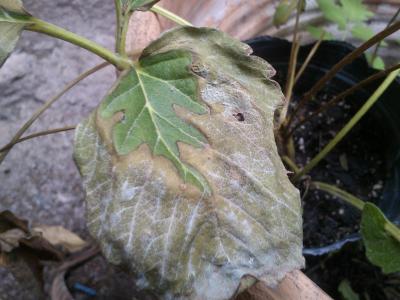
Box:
365;53;385;70
340;0;373;22
100;50;209;193
361;202;400;273
338;279;360;300
307;26;333;40
316;0;347;30
273;0;297;27
0;1;31;66
351;25;375;41
351;25;387;46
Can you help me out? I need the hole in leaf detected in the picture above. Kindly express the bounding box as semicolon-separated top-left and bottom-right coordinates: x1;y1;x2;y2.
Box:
233;112;245;122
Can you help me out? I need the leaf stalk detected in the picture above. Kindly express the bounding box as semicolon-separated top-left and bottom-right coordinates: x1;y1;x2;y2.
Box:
26;17;132;69
150;5;192;26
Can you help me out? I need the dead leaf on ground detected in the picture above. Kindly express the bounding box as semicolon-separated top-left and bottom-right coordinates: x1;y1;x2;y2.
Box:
33;225;88;253
0;228;27;252
0;211;65;299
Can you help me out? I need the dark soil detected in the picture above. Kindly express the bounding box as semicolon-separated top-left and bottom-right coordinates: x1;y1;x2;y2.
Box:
291;90;387;249
270;63;388;249
305;243;400;299
264;39;396;300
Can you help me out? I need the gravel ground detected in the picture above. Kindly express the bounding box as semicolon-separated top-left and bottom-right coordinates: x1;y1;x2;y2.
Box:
0;0;116;233
0;1;117;298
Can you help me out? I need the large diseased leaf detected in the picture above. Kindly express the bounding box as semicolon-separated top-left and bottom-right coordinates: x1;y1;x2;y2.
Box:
361;202;400;273
0;0;31;67
74;27;303;300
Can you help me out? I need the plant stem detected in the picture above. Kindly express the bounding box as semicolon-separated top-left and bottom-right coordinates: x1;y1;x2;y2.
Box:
312;181;365;210
26;18;132;69
294;31;325;84
0;126;76;152
370;8;400;65
115;0;123;53
280;40;300;127
384;221;400;243
279;1;302;128
118;16;130;56
150;5;192;26
288;62;400;137
281;155;300;173
286;20;400;129
313;181;400;243
0;62;109;165
293;69;400;181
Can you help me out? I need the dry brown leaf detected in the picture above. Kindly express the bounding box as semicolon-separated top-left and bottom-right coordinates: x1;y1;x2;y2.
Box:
33;225;87;253
0;228;27;252
0;211;65;300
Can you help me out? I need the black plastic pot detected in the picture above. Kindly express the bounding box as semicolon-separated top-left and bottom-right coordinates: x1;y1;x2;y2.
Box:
246;37;400;255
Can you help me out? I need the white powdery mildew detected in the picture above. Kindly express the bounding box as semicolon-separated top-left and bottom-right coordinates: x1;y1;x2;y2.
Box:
74;28;304;300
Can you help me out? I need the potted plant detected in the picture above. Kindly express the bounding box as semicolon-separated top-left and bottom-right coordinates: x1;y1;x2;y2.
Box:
1;0;400;299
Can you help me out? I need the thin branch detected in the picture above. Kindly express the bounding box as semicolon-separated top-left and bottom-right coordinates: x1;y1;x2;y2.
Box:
294;31;325;84
286;20;400;129
384;222;400;244
150;5;193;26
370;7;400;65
118;15;130;57
293;69;400;181
312;181;400;243
26;18;132;70
311;181;365;210
281;155;300;174
0;62;109;164
278;0;302;127
0;126;76;153
114;0;123;54
288;62;400;137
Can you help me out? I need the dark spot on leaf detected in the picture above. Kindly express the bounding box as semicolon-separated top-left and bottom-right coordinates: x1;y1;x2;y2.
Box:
191;63;208;78
233;112;244;122
4;169;10;175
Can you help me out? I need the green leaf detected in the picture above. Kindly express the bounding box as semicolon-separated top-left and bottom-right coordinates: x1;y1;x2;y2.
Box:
351;25;375;41
351;25;387;46
361;202;400;273
340;0;373;22
273;0;297;27
99;50;209;193
365;53;385;70
74;27;303;300
307;26;333;40
338;279;360;300
316;0;347;30
0;1;31;67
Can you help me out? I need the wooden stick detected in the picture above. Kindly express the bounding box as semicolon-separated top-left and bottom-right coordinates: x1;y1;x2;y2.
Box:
236;270;332;300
